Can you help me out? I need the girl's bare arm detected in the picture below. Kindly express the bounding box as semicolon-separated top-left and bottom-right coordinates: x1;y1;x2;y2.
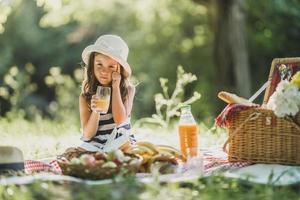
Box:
79;94;100;140
112;85;135;124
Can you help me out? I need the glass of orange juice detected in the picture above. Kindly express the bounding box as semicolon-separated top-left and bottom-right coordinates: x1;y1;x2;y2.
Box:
95;86;111;114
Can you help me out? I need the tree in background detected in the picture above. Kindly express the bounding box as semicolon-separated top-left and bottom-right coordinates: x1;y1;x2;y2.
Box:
1;0;214;120
193;0;251;98
1;0;300;124
247;0;300;98
36;0;217;121
0;0;82;117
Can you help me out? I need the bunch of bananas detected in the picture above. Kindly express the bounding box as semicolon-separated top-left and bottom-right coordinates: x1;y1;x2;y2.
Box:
125;141;184;173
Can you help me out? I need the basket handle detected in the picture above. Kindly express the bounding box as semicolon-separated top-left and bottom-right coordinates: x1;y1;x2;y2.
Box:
223;112;261;153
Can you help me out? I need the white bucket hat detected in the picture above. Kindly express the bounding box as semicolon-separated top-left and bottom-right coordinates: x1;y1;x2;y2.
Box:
0;146;24;171
82;34;132;77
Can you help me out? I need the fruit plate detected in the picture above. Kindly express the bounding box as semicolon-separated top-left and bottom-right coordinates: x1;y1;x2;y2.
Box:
57;150;142;180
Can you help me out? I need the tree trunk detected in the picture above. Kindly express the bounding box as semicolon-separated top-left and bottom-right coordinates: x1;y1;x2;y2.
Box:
193;0;252;97
228;0;251;97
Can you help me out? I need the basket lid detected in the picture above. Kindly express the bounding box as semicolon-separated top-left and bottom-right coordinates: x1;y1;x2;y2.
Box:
263;57;300;104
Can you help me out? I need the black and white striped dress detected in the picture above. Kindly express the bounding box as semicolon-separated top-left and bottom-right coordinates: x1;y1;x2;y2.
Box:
81;107;135;151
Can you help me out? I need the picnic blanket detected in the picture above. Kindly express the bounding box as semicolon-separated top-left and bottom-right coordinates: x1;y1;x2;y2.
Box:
202;148;252;174
0;147;252;186
24;147;252;176
215;104;259;128
3;148;300;186
25;159;61;174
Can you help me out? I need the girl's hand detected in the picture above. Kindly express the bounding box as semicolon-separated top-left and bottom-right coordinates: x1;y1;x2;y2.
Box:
112;65;121;89
90;95;99;113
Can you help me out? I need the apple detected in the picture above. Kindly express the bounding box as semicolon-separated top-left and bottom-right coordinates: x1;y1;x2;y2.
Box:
94;152;106;160
80;154;96;166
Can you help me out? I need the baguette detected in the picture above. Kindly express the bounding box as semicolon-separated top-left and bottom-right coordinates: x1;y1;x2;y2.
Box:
218;91;255;106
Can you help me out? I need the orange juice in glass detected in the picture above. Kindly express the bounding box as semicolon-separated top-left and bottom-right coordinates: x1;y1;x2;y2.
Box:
96;86;111;114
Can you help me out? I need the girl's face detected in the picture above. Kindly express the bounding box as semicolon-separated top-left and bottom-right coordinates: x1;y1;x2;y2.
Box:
93;53;119;86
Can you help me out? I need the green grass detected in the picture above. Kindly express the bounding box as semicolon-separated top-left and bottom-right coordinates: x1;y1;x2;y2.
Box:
0;117;227;159
1;117;300;200
0;175;299;200
0;117;80;159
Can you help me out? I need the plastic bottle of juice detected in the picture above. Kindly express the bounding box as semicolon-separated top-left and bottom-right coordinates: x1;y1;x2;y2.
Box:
178;105;198;160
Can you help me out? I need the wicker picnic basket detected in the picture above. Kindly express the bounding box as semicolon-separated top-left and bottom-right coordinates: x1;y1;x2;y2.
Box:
225;57;300;165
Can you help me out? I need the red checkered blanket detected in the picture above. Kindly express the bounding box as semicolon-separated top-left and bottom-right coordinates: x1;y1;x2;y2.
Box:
203;155;252;174
25;159;61;174
24;148;252;176
215;104;259;128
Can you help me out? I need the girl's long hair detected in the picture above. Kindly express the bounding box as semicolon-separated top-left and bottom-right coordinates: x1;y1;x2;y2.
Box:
81;52;129;110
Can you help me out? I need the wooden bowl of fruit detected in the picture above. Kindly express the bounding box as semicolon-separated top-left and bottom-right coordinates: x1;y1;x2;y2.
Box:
57;149;142;180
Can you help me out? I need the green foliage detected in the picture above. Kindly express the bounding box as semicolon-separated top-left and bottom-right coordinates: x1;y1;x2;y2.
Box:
44;66;82;123
69;175;143;200
135;66;201;128
0;0;17;34
0;175;299;199
1;0;300;123
32;0;214;120
0;0;83;118
246;0;300;96
183;175;300;200
0;64;81;124
0;64;42;120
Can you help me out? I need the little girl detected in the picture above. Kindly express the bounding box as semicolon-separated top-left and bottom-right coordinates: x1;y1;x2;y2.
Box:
79;34;135;152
